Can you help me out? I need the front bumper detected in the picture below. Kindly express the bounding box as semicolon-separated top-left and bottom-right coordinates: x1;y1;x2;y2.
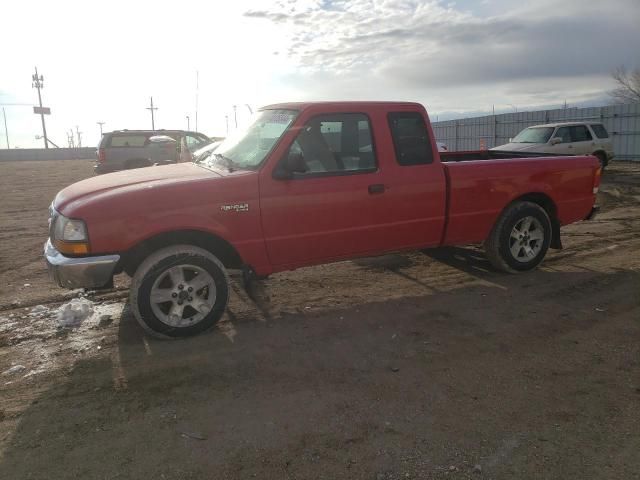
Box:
44;239;120;289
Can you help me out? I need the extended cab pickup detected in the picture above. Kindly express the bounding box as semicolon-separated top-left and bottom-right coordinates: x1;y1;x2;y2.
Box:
45;102;601;338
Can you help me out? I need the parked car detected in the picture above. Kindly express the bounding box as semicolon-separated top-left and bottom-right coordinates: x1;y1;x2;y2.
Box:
192;140;222;163
95;130;211;174
46;101;601;338
491;122;614;167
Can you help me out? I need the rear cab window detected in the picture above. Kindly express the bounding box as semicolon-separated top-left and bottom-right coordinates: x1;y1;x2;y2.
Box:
387;112;433;165
590;124;609;138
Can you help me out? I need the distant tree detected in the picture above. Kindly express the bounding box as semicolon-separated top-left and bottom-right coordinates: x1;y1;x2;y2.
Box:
611;66;640;103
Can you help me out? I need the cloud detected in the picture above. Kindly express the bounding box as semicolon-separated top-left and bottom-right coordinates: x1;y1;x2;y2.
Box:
244;0;640;110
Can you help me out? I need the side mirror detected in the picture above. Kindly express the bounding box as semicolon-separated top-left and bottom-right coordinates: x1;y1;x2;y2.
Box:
550;137;562;145
274;151;307;180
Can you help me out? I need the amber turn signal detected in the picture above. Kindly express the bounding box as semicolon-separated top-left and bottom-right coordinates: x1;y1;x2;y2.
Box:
54;239;90;255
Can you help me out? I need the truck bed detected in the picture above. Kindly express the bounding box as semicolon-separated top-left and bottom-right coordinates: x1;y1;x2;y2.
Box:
440;154;598;246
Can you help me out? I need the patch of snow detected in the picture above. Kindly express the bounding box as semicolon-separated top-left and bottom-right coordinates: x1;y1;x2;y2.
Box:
3;365;26;376
23;368;46;379
56;298;95;328
28;305;50;318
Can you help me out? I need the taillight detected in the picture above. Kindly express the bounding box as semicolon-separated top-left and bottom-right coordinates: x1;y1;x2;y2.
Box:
98;148;106;164
593;166;602;194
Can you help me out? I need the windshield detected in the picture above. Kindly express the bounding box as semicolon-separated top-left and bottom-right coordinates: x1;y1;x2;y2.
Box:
511;127;555;144
202;109;298;171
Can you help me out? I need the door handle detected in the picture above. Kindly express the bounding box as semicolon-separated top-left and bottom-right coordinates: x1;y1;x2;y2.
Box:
368;184;385;194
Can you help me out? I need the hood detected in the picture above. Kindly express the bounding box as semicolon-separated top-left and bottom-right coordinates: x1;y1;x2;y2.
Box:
54;163;220;213
490;143;548;152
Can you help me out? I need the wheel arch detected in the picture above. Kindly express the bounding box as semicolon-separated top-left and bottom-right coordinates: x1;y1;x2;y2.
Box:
591;149;608;166
119;229;243;276
504;192;562;249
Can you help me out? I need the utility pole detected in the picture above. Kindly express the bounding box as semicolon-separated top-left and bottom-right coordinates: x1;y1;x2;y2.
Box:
186;115;190;130
2;107;9;148
233;105;238;128
225;115;229;135
97;121;105;136
146;96;158;130
75;125;82;148
195;70;199;132
32;67;48;149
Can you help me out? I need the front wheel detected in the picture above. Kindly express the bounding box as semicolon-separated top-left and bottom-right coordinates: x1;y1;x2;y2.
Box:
484;201;552;273
130;245;229;338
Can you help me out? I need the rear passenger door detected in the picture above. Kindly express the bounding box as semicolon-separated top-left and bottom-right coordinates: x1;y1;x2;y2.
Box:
569;125;594;155
382;111;446;247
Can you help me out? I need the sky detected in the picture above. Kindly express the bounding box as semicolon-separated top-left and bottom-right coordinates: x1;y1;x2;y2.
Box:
1;0;638;149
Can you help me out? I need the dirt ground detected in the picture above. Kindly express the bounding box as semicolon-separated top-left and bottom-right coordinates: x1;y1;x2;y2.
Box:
0;160;639;480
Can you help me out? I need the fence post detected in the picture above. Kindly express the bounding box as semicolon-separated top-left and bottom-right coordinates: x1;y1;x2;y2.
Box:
493;115;497;148
454;121;458;151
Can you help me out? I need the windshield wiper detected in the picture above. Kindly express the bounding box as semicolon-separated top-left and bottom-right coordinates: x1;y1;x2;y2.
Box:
213;153;238;172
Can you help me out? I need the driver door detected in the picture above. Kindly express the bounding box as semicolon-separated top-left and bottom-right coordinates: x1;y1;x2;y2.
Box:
259;113;392;268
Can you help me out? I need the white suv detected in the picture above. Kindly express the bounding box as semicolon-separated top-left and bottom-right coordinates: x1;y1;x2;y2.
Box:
491;122;614;167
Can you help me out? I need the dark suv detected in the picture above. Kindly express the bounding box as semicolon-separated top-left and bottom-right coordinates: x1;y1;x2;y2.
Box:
95;130;211;174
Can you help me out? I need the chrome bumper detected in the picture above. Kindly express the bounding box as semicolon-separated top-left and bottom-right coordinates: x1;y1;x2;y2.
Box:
44;239;120;289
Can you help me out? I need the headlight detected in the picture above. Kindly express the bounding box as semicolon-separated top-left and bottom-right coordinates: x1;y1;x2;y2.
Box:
54;217;88;241
52;213;90;255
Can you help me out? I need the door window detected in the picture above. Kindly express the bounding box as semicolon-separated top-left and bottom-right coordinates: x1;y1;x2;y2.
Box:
590;124;609;138
570;125;592;142
554;127;572;143
388;112;433;165
285;113;377;176
185;134;207;152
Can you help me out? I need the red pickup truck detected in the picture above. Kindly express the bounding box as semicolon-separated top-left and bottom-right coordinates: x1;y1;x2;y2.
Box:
46;102;601;338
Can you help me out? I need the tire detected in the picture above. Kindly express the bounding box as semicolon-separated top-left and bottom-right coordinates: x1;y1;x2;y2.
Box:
484;201;552;273
130;245;230;338
593;152;607;170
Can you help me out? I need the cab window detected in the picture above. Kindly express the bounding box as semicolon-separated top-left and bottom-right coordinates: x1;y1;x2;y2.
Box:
388;112;433;165
284;113;377;176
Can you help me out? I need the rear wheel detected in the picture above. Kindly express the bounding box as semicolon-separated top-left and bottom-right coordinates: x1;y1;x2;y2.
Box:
484;201;552;273
130;245;229;338
593;152;607;170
